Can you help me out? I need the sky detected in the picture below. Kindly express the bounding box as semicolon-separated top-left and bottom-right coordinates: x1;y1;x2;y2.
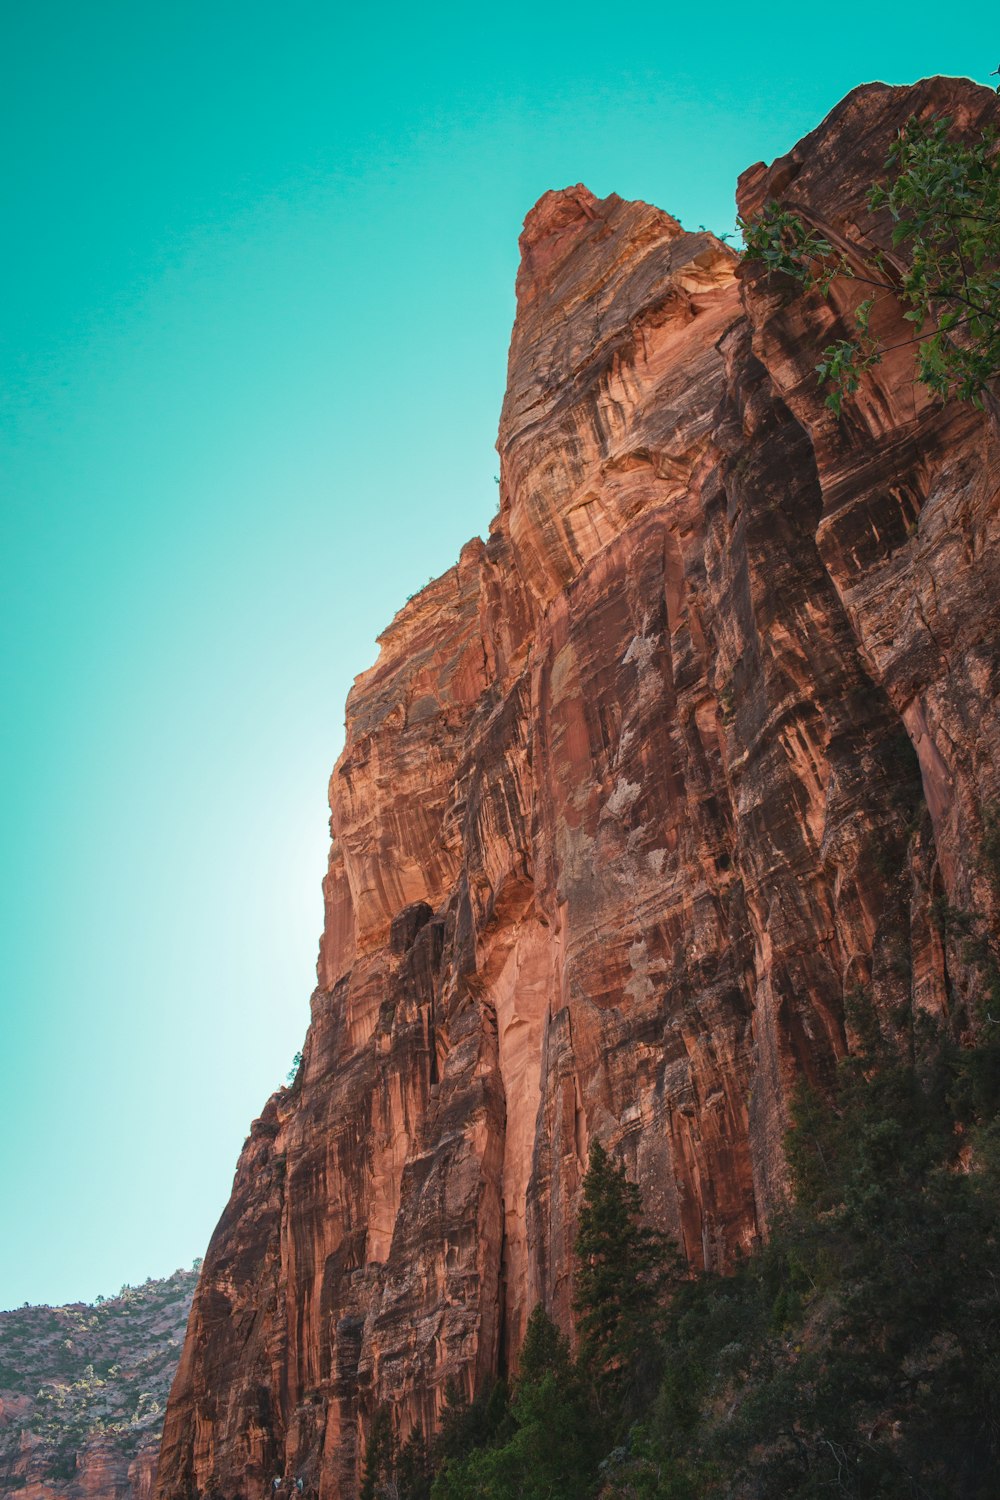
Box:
1;1;995;1310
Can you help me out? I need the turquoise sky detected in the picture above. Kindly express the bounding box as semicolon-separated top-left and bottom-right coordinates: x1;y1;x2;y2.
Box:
2;2;994;1309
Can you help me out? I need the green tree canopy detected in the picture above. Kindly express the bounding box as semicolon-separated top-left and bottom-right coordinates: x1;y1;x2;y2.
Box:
740;114;1000;414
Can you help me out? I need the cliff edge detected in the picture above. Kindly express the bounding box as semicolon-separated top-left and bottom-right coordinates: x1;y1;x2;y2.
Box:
156;76;1000;1500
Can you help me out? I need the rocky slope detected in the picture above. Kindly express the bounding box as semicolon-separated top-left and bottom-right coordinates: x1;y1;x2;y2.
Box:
0;1269;197;1500
156;76;1000;1500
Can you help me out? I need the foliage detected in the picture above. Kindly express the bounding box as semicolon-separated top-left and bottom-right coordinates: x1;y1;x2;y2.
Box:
0;1269;197;1487
396;1428;434;1500
360;1406;433;1500
433;1376;511;1469
633;986;1000;1498
573;1142;682;1439
431;1307;597;1500
740;114;1000;413
426;1147;680;1498
414;940;1000;1498
360;1406;394;1500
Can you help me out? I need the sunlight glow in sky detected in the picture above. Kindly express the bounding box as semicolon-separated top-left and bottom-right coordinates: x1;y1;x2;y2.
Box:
1;0;994;1308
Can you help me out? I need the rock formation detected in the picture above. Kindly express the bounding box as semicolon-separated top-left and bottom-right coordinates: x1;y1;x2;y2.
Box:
0;1269;197;1500
155;76;1000;1500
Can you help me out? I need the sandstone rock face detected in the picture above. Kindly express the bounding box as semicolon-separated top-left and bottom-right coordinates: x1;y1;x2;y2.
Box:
156;77;1000;1500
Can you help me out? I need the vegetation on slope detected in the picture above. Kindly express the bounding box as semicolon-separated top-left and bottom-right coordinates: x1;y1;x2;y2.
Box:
0;1266;198;1488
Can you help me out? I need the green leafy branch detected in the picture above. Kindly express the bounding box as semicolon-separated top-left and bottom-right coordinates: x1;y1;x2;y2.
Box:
739;115;1000;415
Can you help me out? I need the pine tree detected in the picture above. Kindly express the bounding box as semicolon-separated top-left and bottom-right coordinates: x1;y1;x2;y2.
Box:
359;1405;394;1500
515;1303;571;1386
430;1306;597;1500
573;1141;681;1435
395;1426;433;1500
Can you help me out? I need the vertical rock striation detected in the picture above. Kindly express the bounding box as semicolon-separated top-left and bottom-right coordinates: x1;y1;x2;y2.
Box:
156;77;1000;1500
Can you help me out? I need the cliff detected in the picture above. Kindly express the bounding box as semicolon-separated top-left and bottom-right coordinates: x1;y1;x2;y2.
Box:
156;76;1000;1500
0;1269;197;1500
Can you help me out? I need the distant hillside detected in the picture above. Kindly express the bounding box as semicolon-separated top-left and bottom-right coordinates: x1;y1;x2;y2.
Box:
0;1267;197;1500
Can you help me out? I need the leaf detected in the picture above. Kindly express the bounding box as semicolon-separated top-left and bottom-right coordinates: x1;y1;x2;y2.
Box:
742;111;1000;413
855;297;875;332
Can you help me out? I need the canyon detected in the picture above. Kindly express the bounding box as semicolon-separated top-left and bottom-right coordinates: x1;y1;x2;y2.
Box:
154;76;1000;1500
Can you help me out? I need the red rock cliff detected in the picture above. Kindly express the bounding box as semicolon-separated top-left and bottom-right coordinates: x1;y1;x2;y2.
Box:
155;77;1000;1500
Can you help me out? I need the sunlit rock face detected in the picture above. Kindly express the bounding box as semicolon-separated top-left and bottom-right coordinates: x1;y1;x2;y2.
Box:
156;76;1000;1500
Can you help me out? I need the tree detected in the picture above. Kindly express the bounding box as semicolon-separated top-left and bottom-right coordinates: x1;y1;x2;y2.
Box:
361;1408;433;1500
430;1307;597;1500
740;114;1000;414
633;987;1000;1497
360;1406;394;1500
286;1051;304;1087
395;1427;433;1500
573;1142;681;1437
432;1376;509;1471
515;1302;569;1386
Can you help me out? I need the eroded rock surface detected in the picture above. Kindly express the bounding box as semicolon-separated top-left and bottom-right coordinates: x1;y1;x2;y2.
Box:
156;77;1000;1500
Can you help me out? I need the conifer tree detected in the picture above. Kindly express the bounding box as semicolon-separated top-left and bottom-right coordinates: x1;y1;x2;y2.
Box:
573;1141;681;1434
395;1426;433;1500
430;1306;597;1500
359;1405;394;1500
